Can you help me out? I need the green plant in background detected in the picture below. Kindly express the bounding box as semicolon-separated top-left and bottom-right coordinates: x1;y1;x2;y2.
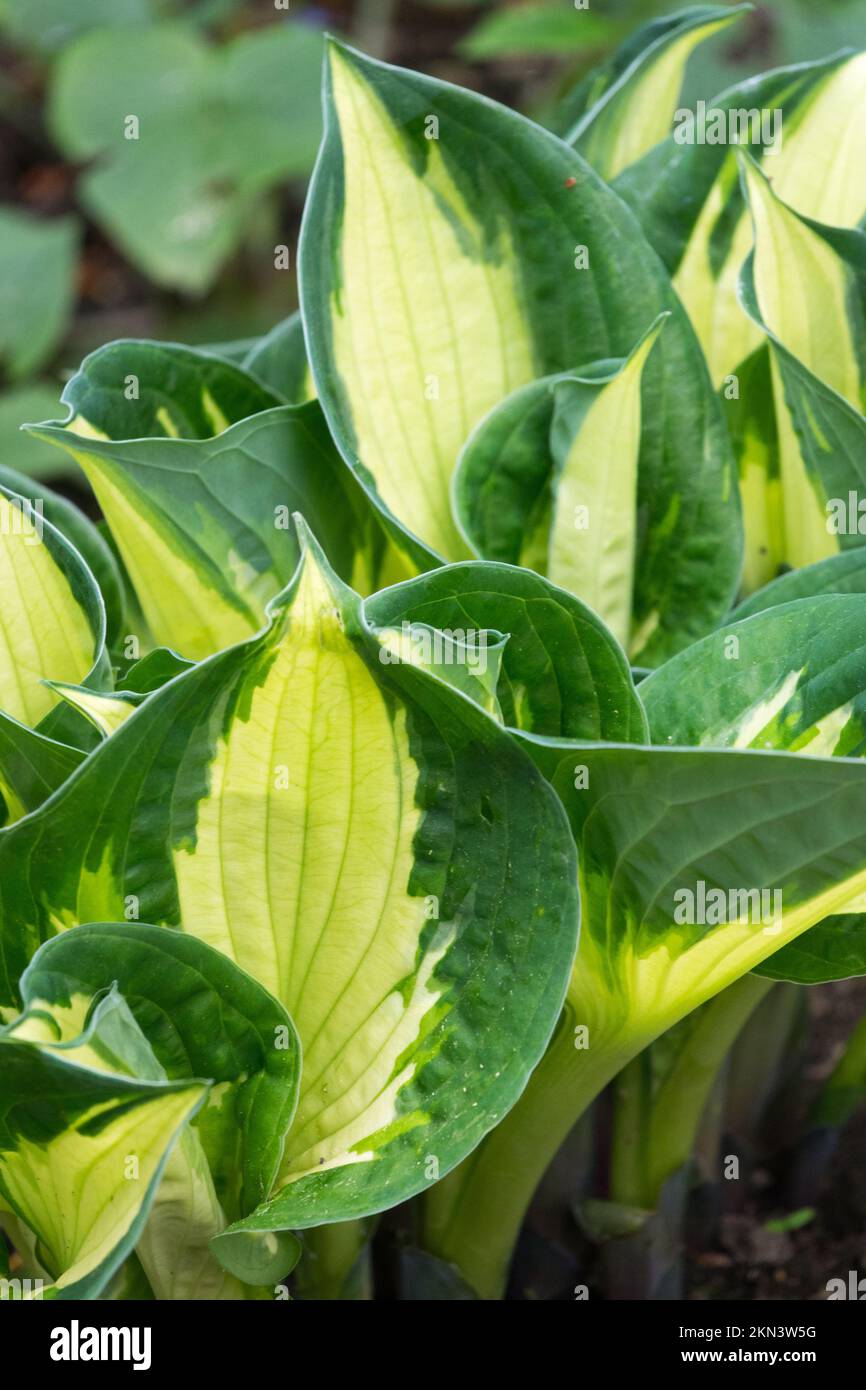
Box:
0;209;79;378
0;2;327;495
1;5;866;1303
1;5;323;295
48;21;323;292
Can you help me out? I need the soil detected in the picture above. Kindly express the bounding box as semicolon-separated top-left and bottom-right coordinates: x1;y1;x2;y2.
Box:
686;978;866;1301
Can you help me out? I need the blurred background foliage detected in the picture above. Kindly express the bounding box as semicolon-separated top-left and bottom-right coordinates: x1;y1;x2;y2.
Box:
1;0;865;482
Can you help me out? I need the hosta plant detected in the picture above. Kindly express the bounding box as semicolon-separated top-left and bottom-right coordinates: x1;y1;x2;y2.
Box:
2;10;866;1302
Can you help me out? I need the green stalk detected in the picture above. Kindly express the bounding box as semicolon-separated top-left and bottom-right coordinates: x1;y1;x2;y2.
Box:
787;1008;866;1205
423;975;774;1300
596;976;772;1300
422;1013;641;1300
725;982;805;1142
809;1010;866;1130
641;974;774;1207
608;1049;653;1208
295;1219;372;1301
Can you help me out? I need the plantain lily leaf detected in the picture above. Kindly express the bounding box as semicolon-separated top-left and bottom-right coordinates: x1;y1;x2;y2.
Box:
42;339;283;440
0;984;207;1299
8;922;303;1299
643;593;866;987
427;729;866;1296
243;310;315;406
526;736;866;1047
46;684;139;739
732;549;866;621
29;342;416;658
0;483;107;766
300;38;738;640
738;158;866;413
0;523;578;1237
454;315;736;661
546;321;665;647
0;466;125;649
453;325;670;650
755;913;866;984
642;595;866;757
562;4;748;181
0;711;84;823
722;345;783;593
617;50;866;386
736;156;866;576
19;924;301;1211
364;561;647;742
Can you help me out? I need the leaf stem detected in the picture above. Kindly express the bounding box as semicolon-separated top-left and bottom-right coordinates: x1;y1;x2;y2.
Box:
638;974;774;1208
421;1013;641;1299
295;1219;372;1300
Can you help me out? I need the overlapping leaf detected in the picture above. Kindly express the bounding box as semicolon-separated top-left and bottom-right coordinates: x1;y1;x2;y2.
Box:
451;315;714;660
0;982;206;1299
736;157;866;579
364;560;647;743
617;49;866;384
561;4;748;180
0;527;578;1240
29;341;416;659
1;922;303;1298
0;481;107;818
300;39;739;656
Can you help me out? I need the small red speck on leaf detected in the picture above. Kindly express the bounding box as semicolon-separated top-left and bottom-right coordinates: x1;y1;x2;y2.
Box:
564;177;577;188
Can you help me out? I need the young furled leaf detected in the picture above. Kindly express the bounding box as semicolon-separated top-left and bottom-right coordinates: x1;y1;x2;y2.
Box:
737;156;866;575
364;560;647;743
453;315;733;661
618;49;866;384
562;4;749;180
